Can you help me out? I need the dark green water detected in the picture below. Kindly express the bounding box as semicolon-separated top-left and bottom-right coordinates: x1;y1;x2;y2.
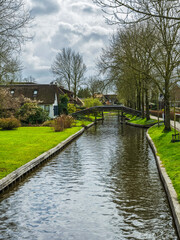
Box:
0;116;178;239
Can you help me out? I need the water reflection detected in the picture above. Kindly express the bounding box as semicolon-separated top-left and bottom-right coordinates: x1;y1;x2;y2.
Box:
0;116;178;240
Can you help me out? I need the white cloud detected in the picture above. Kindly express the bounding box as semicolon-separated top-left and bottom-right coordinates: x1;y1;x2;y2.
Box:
21;0;115;83
31;0;60;16
70;2;100;14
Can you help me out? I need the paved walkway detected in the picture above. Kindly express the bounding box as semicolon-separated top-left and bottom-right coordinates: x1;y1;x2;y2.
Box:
151;115;180;131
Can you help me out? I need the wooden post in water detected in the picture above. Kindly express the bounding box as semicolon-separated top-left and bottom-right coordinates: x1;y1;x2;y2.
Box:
94;113;97;124
121;111;124;123
102;111;104;120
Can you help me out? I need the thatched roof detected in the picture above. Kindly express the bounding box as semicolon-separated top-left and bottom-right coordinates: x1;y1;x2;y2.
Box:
0;84;64;104
59;86;74;97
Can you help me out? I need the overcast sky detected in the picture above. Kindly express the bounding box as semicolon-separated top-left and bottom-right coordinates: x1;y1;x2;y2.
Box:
21;0;115;84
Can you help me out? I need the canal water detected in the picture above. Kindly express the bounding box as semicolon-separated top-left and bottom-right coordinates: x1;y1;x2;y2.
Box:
0;116;178;239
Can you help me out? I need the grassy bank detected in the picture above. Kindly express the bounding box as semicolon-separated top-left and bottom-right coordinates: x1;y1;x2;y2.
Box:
126;114;158;125
0;120;91;180
148;124;180;201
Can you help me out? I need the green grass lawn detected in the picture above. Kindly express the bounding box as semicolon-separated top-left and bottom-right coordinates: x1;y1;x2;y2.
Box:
83;114;102;121
126;114;158;125
148;124;180;201
104;112;119;116
0;120;91;180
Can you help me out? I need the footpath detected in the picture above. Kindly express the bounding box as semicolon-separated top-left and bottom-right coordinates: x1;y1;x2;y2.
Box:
150;115;180;131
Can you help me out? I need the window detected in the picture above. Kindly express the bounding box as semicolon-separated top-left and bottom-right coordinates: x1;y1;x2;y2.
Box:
10;90;15;95
44;105;50;113
33;90;38;95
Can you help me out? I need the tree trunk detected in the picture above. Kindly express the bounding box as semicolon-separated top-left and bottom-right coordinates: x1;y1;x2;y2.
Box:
68;82;71;91
164;85;171;131
136;83;141;111
74;82;77;98
145;88;150;120
141;83;144;118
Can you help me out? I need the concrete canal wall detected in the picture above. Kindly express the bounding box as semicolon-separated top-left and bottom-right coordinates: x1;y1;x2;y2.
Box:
0;123;94;194
146;130;180;238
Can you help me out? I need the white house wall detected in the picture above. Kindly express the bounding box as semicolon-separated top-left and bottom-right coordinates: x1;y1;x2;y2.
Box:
53;93;58;107
38;93;58;119
38;104;53;118
49;105;54;118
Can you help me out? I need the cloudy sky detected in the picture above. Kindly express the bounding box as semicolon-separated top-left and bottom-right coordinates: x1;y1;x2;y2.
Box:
21;0;115;84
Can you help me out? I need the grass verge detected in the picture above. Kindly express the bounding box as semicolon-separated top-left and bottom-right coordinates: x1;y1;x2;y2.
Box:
148;124;180;201
0;120;91;180
126;114;158;125
82;114;102;121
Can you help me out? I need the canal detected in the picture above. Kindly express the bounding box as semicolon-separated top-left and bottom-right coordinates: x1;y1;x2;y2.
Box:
0;116;178;239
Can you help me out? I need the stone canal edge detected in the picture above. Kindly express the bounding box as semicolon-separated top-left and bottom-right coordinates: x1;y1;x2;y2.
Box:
146;129;180;238
0;122;94;194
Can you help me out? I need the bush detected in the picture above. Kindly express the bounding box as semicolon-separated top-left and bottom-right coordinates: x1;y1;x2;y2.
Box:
53;115;75;132
0;118;21;130
17;102;49;124
67;103;76;114
64;115;75;128
58;94;69;115
42;120;54;127
83;98;102;108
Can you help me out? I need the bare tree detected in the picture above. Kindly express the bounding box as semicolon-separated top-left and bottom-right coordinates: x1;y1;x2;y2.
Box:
87;76;105;97
52;48;72;90
150;3;180;130
0;56;22;83
98;24;160;119
95;0;180;131
0;0;31;50
71;52;87;97
51;48;86;97
0;0;31;84
23;76;36;83
94;0;180;24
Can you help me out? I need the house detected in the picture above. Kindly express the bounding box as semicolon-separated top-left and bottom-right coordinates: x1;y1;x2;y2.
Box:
0;84;64;118
93;93;119;105
103;94;119;105
59;86;83;106
0;83;84;118
93;93;106;104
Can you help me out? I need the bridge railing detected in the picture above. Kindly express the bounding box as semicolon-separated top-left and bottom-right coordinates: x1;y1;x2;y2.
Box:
72;105;141;117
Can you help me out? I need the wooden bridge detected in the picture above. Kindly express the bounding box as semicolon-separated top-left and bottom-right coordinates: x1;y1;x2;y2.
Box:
72;105;141;118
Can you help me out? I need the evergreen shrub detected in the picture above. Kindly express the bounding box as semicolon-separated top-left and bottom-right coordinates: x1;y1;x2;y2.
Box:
17;102;49;124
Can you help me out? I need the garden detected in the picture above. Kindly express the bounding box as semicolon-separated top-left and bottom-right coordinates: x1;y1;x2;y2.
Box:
0;90;98;180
